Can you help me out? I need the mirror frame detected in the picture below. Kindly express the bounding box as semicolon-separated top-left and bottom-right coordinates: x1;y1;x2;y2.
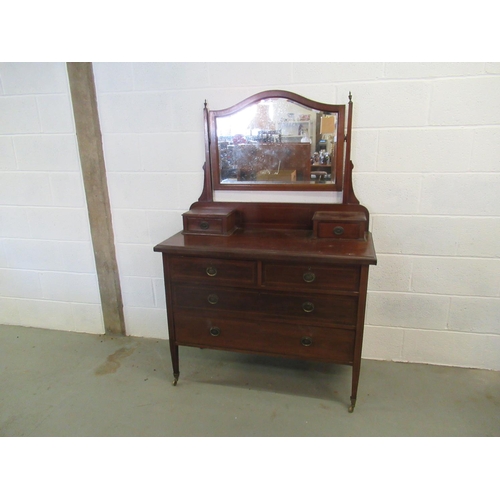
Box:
204;90;347;195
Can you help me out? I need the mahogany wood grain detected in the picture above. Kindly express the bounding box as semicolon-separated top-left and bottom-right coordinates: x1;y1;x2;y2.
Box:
174;313;355;365
189;201;369;229
169;255;257;287
155;228;376;267
173;284;359;327
262;262;361;293
154;90;376;411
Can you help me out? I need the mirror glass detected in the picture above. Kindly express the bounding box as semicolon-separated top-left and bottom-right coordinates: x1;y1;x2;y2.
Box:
215;98;339;187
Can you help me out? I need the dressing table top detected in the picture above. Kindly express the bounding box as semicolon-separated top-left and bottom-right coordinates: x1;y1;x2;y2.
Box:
154;228;376;266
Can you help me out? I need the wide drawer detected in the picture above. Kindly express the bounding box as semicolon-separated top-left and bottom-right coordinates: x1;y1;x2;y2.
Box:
168;255;257;287
173;285;358;327
173;313;355;364
262;262;360;292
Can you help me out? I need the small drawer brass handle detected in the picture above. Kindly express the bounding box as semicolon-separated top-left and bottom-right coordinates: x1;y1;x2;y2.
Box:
301;336;313;347
206;266;217;277
209;326;221;337
302;301;314;313
200;221;210;230
207;294;219;305
333;226;344;236
303;271;316;283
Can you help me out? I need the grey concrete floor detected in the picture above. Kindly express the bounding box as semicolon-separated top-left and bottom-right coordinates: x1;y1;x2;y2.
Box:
1;324;499;437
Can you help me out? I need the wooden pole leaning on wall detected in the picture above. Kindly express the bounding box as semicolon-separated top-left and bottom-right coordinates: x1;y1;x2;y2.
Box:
67;62;126;335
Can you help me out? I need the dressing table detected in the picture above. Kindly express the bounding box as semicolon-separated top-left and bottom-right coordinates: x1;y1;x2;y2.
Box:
154;90;376;412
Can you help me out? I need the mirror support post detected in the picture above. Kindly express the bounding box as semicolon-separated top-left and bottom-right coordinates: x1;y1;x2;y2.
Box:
199;100;213;202
342;92;359;205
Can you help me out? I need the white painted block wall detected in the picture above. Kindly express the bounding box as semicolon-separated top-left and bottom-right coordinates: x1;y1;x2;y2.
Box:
0;62;104;333
93;62;500;370
2;62;499;371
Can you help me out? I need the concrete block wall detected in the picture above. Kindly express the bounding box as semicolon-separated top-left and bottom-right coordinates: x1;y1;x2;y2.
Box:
2;62;499;371
0;62;104;333
347;63;500;370
93;62;500;370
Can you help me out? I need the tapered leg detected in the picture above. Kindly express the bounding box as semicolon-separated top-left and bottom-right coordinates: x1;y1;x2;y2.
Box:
169;339;179;386
348;265;369;413
349;360;361;413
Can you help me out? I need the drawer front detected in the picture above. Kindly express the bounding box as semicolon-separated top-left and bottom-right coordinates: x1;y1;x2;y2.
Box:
316;221;364;239
184;215;223;235
169;256;257;286
173;285;358;327
174;313;355;364
263;262;360;292
182;209;236;236
173;285;260;313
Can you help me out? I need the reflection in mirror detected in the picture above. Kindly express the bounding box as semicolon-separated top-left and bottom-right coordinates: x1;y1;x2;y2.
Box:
216;98;338;185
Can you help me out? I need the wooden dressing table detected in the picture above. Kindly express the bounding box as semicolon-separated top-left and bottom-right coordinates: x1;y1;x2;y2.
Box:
154;90;376;412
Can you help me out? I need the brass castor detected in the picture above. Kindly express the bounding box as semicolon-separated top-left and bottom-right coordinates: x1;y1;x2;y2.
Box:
348;398;356;413
172;374;179;386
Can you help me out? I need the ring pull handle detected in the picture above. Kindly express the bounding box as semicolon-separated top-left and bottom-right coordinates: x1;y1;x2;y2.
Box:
302;301;314;313
301;336;313;347
200;221;210;230
207;294;219;305
303;271;315;283
333;226;344;236
206;266;217;277
209;327;221;337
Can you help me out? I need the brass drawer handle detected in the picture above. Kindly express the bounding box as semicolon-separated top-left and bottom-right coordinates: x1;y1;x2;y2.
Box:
200;221;210;230
333;226;344;236
302;301;314;313
207;294;219;305
301;336;313;347
303;271;315;283
209;326;221;337
206;266;217;277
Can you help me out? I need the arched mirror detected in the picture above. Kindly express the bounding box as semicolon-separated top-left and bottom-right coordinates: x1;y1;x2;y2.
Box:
203;90;348;195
